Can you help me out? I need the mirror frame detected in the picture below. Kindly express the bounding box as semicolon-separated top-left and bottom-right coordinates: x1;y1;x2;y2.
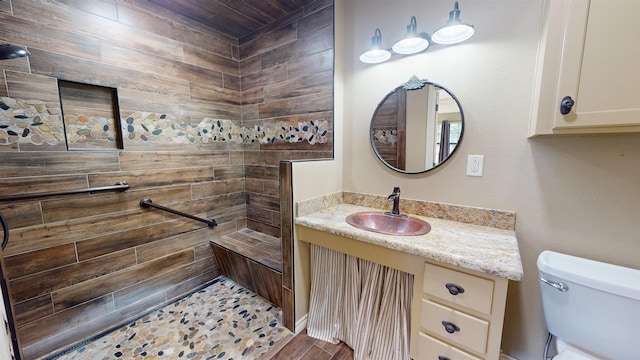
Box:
369;76;464;174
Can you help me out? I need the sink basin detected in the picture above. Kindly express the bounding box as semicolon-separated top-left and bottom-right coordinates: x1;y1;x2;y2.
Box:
345;212;431;236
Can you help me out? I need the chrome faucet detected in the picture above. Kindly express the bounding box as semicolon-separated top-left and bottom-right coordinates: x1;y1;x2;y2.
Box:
385;186;406;217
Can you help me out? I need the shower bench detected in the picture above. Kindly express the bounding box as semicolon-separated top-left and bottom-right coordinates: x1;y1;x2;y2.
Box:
209;228;283;307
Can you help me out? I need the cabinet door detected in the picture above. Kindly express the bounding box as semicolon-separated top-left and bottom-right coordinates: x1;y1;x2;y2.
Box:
553;0;640;129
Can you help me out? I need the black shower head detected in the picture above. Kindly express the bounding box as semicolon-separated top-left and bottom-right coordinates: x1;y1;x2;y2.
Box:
0;44;31;60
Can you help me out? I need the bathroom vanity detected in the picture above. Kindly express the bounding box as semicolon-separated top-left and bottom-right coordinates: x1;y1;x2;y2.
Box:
295;194;523;360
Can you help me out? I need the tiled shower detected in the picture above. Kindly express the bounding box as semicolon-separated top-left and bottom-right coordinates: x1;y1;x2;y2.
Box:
0;0;334;358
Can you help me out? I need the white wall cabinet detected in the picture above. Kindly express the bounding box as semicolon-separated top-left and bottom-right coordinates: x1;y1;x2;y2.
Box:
529;0;640;136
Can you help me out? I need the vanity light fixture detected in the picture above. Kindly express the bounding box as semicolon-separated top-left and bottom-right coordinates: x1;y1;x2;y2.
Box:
360;1;474;64
392;16;430;55
359;28;392;64
431;1;475;45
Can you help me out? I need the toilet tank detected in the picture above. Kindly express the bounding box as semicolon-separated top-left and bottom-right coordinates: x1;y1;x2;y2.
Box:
537;251;640;360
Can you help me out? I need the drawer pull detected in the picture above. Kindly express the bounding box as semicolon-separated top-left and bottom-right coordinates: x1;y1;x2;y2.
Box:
445;283;465;295
438;357;451;360
441;321;460;334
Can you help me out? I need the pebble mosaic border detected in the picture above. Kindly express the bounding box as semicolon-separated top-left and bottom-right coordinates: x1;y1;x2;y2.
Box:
372;129;397;146
64;114;119;145
124;112;329;145
0;97;329;147
0;97;65;146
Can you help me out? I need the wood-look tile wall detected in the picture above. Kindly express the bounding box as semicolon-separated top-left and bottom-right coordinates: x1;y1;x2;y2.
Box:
0;0;333;358
279;161;296;330
2;1;241;359
210;243;283;308
372;89;405;168
240;0;335;237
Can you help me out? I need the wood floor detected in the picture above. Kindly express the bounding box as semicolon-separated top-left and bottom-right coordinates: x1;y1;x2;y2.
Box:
264;330;354;360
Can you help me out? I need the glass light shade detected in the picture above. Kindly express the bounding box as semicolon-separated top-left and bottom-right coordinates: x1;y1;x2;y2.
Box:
392;16;429;55
360;28;391;64
431;23;474;44
431;1;475;45
392;35;429;55
359;49;392;64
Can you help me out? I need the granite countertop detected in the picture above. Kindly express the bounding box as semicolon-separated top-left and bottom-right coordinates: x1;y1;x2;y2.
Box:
295;203;523;281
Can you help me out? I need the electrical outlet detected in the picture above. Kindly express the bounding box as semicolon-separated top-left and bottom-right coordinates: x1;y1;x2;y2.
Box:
466;155;484;176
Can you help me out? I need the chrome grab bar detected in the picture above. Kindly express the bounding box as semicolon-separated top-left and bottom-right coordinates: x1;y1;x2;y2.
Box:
540;277;569;292
140;198;217;228
0;181;130;202
0;182;129;250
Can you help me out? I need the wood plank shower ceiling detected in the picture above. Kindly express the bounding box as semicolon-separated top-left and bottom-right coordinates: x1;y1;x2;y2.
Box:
148;0;317;39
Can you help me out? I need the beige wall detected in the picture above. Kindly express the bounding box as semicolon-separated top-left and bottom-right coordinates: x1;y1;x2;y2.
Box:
405;88;430;170
339;0;640;359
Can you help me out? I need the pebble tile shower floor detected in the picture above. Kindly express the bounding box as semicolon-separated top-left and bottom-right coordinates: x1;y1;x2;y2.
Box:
40;277;292;360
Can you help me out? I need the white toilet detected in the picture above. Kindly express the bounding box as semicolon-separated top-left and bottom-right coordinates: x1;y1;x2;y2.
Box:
537;250;640;360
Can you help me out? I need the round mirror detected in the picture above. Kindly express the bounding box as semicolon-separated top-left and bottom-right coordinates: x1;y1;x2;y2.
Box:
370;76;464;174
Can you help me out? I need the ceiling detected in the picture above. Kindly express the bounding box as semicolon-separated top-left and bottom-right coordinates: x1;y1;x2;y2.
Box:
148;0;316;40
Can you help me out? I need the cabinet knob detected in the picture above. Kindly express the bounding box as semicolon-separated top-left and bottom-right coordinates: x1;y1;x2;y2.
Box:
438;356;451;360
560;96;575;115
445;283;465;295
441;321;460;334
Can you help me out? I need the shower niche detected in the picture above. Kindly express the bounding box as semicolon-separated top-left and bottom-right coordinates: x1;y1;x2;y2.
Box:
58;80;124;151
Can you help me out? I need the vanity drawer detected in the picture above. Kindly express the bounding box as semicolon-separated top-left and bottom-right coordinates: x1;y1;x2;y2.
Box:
423;263;494;314
421;299;489;354
418;332;482;360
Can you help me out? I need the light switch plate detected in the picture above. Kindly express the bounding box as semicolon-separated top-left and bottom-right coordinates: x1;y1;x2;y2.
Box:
466;155;484;176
